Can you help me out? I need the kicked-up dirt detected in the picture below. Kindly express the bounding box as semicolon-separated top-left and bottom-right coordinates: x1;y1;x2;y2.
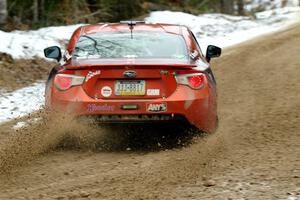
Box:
0;23;299;200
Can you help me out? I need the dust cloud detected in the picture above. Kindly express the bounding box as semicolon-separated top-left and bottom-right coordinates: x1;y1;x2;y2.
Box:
0;112;104;174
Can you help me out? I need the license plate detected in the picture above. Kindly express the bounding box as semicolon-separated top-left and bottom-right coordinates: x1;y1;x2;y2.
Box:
115;80;145;96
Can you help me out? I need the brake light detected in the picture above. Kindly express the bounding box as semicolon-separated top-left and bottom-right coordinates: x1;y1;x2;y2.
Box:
57;76;72;90
175;73;205;89
188;75;204;88
54;74;85;91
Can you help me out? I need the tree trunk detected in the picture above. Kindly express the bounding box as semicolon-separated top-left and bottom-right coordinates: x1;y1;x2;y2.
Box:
281;0;288;7
0;0;7;24
33;0;38;24
40;0;45;22
237;0;244;15
220;0;234;14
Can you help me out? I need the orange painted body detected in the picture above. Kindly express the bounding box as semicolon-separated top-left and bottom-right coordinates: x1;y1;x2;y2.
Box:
45;23;218;133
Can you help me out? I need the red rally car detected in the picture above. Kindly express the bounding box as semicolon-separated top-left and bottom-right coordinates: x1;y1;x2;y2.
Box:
44;21;221;133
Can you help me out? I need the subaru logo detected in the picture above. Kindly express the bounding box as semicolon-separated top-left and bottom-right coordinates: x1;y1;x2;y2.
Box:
123;71;137;78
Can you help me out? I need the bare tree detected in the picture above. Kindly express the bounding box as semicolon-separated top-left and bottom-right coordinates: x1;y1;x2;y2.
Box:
220;0;234;14
33;0;39;23
237;0;244;15
281;0;288;7
40;0;45;22
0;0;7;24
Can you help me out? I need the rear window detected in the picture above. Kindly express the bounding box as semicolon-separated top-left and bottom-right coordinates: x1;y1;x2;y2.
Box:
73;31;188;59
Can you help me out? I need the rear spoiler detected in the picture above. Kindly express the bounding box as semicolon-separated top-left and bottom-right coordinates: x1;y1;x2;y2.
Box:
64;59;198;70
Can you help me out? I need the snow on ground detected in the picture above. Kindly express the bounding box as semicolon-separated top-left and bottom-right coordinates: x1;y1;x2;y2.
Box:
0;82;44;122
0;8;300;124
0;25;82;59
146;7;300;51
12;117;41;130
245;0;299;12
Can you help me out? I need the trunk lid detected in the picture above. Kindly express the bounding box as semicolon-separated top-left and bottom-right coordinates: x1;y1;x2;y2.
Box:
80;66;179;100
65;59;198;100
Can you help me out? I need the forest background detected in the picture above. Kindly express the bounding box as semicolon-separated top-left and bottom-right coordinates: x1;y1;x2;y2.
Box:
0;0;299;31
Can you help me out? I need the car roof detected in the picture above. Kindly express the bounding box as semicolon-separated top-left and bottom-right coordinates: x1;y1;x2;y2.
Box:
81;23;189;36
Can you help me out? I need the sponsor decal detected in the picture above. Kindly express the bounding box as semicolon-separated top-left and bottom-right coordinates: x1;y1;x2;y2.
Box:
101;86;112;97
85;70;101;82
87;104;115;112
147;89;160;96
147;102;167;113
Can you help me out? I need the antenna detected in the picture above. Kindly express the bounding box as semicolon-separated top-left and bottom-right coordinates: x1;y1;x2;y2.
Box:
120;21;145;39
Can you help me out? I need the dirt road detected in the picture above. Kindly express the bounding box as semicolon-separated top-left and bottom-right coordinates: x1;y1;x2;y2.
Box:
0;23;299;200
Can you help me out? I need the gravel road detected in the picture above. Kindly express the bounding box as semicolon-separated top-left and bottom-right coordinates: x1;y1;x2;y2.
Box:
0;23;299;200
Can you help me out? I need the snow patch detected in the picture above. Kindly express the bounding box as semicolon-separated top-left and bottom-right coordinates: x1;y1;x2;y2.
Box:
0;82;45;122
0;25;82;59
145;7;300;51
12;117;41;130
245;0;299;12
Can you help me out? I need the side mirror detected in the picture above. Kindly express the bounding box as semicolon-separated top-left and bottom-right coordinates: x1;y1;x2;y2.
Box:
44;46;62;62
206;45;222;62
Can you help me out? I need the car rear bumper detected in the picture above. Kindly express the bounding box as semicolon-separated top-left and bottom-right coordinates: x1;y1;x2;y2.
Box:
78;114;189;124
47;84;217;132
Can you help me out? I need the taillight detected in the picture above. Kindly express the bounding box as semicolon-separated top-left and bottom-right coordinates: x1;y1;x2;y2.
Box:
54;74;85;91
175;73;205;89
